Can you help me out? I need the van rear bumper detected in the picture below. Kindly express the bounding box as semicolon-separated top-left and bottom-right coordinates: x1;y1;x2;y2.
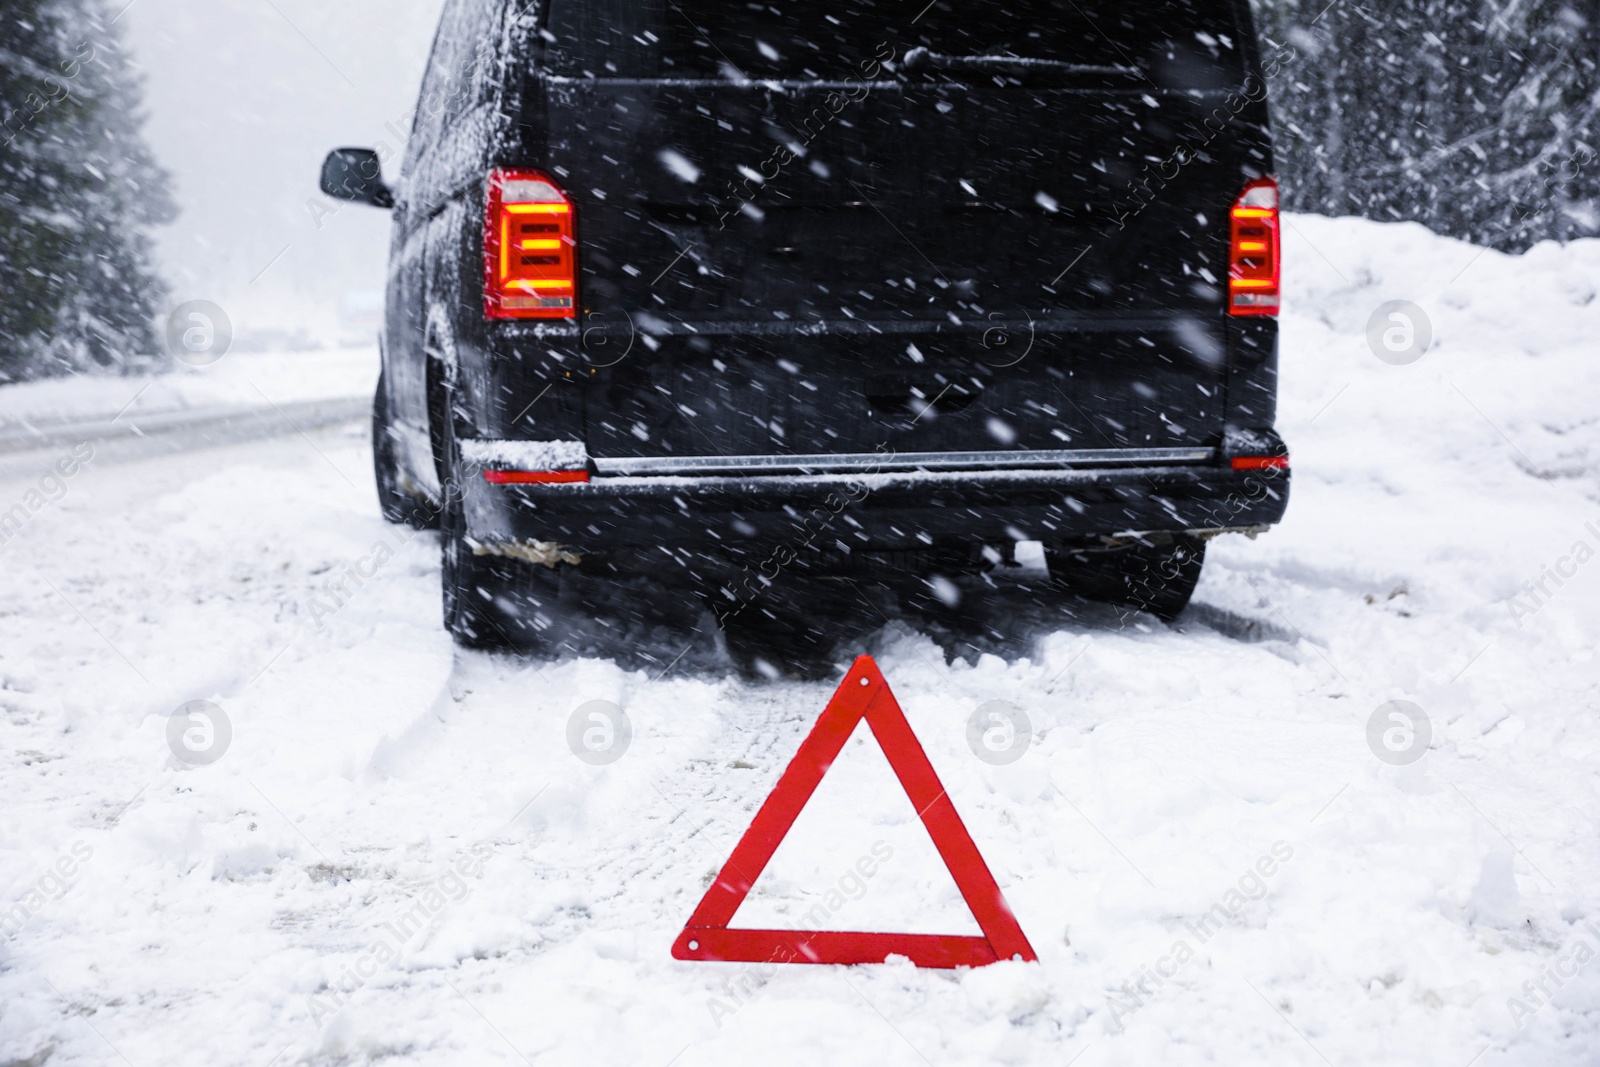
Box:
461;459;1290;567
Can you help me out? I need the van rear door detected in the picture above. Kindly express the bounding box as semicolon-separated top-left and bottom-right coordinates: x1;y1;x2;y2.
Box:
511;0;1267;465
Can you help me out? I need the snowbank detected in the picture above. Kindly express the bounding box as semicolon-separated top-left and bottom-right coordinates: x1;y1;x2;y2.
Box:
0;346;379;431
1;216;1597;1066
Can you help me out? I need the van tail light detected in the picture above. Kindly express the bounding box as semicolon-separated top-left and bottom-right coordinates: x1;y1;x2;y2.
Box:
485;169;576;320
1228;177;1279;316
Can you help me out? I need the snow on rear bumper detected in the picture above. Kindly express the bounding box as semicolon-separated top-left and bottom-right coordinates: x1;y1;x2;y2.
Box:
460;456;1290;563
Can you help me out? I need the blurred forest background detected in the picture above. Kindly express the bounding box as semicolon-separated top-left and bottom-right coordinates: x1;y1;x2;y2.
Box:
1;0;1597;381
1;0;174;379
1258;0;1600;247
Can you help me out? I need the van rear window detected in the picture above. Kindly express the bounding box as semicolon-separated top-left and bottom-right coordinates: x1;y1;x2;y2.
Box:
540;0;1245;88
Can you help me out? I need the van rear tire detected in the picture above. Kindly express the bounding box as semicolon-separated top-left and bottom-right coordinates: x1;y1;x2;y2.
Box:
373;373;438;530
436;401;564;651
439;495;567;651
1044;535;1206;622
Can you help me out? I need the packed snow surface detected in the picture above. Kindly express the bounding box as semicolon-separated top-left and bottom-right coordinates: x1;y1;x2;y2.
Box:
3;215;1600;1065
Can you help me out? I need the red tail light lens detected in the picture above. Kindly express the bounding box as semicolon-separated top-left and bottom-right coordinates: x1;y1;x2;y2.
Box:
485;169;576;320
482;469;589;484
1228;177;1279;316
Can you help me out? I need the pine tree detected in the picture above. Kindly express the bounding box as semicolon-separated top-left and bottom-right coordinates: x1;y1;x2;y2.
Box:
0;0;174;382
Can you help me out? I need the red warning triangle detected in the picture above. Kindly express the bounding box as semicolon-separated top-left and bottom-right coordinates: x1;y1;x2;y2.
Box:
672;655;1036;968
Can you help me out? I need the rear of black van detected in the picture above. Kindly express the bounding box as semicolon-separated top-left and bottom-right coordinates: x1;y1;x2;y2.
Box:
450;0;1289;634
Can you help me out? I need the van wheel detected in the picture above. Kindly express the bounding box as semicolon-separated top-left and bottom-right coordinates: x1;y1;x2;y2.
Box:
436;403;562;650
373;373;438;530
1044;535;1206;622
439;471;500;649
438;401;507;648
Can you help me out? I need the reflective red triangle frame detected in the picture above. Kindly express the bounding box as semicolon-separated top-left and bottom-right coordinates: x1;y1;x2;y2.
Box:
672;655;1036;968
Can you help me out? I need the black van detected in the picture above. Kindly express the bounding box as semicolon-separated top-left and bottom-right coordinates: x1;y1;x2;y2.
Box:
322;0;1290;650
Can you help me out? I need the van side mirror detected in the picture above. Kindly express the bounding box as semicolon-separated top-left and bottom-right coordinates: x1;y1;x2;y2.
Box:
320;148;394;208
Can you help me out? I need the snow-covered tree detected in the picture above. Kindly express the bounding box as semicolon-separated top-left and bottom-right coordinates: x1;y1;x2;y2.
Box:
0;0;174;382
1254;0;1600;250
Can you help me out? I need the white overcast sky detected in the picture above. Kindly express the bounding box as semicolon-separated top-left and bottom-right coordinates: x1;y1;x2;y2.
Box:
124;0;448;338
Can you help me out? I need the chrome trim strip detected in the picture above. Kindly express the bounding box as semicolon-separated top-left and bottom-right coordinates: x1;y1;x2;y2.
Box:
592;447;1212;477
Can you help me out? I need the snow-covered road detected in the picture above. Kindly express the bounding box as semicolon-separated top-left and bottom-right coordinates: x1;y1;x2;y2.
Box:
2;216;1599;1066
